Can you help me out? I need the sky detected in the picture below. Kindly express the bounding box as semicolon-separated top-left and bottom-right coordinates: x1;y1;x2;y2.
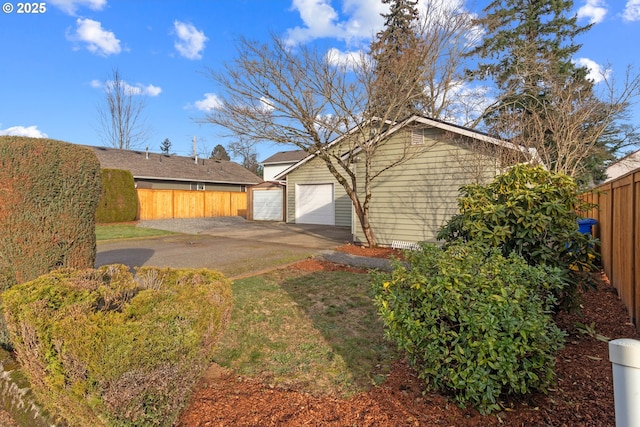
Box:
1;0;639;164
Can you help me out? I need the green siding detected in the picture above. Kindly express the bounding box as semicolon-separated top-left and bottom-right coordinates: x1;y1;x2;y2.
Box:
353;127;499;246
285;156;352;227
284;125;502;246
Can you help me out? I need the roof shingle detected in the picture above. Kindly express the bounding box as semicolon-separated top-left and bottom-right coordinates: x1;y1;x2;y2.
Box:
88;146;262;185
261;150;307;165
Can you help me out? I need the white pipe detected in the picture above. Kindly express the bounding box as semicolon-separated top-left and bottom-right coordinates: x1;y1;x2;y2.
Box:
610;338;640;426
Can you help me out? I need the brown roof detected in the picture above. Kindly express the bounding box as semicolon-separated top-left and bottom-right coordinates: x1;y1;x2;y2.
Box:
87;146;262;185
261;150;307;165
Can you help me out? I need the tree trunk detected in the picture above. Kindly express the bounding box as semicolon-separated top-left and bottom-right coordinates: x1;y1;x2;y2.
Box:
352;196;377;247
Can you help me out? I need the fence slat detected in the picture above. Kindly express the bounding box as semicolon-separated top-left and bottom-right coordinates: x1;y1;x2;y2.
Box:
586;172;639;326
136;189;247;220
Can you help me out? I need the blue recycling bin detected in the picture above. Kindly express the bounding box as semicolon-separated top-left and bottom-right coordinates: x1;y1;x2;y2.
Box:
577;218;597;235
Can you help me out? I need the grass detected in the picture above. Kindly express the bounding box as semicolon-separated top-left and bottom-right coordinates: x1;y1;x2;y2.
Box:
212;268;398;397
95;224;177;241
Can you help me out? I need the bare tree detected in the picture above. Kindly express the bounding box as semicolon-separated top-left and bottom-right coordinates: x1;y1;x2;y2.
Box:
228;138;261;176
202;34;436;246
202;1;479;246
415;1;484;122
97;68;149;150
483;61;640;185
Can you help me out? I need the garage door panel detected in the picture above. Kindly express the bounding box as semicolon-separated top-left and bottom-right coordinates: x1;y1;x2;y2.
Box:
253;189;283;221
295;184;334;225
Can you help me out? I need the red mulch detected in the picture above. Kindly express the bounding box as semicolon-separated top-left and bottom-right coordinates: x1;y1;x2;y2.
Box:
177;245;635;427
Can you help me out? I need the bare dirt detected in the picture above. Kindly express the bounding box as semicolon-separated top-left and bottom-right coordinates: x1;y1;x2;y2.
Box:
177;244;635;427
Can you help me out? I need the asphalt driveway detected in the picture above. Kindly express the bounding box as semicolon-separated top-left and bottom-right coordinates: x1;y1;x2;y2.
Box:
96;217;352;278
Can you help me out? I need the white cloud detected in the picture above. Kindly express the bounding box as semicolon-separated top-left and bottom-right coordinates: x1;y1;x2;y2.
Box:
258;97;275;113
93;79;162;96
173;21;207;60
325;47;365;69
194;93;222;111
286;0;385;45
48;0;106;15
624;0;640;21
573;57;611;83
285;0;477;48
577;0;608;24
67;18;121;56
138;84;162;97
0;125;48;138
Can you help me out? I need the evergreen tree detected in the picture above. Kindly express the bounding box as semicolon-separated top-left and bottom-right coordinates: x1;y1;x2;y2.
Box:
210;144;230;160
369;0;425;120
160;138;172;154
468;0;591;93
466;0;629;185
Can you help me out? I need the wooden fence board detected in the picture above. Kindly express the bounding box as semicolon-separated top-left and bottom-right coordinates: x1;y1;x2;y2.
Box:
136;189;247;220
204;192;230;217
612;178;634;321
586;171;640;325
635;178;640;325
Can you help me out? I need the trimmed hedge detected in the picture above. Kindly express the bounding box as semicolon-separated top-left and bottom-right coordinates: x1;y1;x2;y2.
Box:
96;168;138;223
0;136;101;347
2;264;233;427
373;242;565;414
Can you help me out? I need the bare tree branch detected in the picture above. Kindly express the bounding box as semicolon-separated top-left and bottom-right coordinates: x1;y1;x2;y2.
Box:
97;68;150;150
201;19;475;246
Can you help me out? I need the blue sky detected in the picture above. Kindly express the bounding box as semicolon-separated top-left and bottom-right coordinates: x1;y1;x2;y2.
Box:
1;0;639;164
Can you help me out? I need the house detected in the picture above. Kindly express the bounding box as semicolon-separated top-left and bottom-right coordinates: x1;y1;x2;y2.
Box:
88;146;262;191
275;115;536;247
604;150;640;182
261;150;307;182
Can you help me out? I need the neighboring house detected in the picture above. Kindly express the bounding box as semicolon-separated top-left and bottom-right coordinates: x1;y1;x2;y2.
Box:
605;150;640;182
275;115;536;247
88;146;262;191
261;150;307;182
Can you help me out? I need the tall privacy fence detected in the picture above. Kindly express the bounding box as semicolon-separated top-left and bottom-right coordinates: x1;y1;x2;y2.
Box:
582;171;640;327
136;189;247;220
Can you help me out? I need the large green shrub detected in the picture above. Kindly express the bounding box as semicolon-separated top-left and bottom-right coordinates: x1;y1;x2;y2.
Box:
96;169;138;223
437;164;598;310
372;242;565;414
1;264;233;427
0;136;101;347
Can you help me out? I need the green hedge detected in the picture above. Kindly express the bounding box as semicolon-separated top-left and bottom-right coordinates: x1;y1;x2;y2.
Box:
2;264;233;427
96;169;138;223
0;136;101;347
373;242;565;414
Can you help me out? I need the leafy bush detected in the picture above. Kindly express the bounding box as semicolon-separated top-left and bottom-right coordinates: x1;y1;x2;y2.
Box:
2;264;233;427
96;169;138;223
0;136;101;348
437;164;599;311
372;242;565;414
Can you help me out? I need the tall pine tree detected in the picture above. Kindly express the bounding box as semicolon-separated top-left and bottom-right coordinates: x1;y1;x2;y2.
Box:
369;0;426;120
468;0;591;93
466;0;626;185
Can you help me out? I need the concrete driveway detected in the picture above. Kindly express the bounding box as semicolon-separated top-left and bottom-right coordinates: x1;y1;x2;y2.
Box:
96;218;352;278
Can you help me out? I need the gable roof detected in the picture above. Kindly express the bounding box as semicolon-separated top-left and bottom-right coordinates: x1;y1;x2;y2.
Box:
605;149;640;182
261;150;307;165
87;146;262;185
274;115;538;180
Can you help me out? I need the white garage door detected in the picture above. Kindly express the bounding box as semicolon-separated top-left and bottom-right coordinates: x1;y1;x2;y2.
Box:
295;183;335;225
253;189;283;221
